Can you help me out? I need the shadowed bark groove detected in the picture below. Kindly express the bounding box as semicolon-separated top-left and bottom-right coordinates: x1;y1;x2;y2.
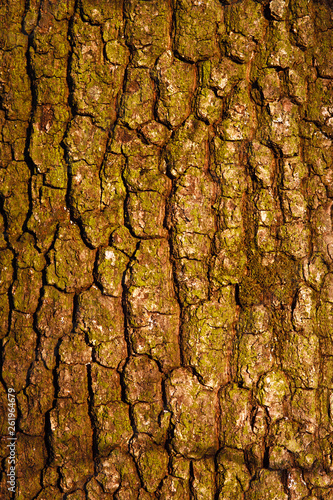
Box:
1;0;333;498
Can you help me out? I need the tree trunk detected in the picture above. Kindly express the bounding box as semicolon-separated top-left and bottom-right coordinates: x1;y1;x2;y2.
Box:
1;0;333;497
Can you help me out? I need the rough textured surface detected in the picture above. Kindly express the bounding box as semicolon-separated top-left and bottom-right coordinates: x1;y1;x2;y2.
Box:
1;0;333;497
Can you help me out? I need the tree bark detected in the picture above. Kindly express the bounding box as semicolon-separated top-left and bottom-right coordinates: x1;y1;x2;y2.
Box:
1;0;333;497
